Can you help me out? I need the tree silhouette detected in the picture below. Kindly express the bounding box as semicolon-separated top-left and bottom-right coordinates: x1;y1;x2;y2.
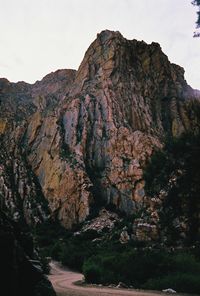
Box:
192;0;200;37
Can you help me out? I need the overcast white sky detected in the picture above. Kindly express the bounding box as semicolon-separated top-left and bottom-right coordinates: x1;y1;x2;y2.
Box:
0;0;199;89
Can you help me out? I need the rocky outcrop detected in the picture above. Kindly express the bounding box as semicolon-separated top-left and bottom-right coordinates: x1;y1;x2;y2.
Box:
0;30;200;232
80;208;119;233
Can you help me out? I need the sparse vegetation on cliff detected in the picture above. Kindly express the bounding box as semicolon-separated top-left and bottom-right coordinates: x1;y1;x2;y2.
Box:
144;132;200;244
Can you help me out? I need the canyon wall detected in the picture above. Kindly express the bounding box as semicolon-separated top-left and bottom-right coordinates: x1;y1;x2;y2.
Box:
0;30;200;230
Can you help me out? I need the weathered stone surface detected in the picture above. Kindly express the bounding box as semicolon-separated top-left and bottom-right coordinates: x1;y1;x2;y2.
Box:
81;208;119;233
120;227;130;244
0;30;200;231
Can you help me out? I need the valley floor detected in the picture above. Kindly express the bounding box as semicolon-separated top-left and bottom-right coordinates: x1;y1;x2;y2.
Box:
48;261;188;296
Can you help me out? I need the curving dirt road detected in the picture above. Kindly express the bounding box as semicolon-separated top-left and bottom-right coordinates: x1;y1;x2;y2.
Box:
48;261;185;296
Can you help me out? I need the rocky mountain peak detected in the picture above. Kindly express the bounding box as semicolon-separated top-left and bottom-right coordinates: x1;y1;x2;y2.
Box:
74;30;188;105
1;30;200;234
73;30;194;139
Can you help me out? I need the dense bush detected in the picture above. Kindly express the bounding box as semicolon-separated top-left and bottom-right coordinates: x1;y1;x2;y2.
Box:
144;273;200;294
83;260;102;283
34;220;68;248
34;216;200;294
83;248;200;293
60;240;94;271
34;219;72;258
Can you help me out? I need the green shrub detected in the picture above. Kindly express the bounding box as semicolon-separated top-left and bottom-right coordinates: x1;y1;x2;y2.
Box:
82;247;200;294
60;239;95;271
83;259;102;283
50;241;63;260
144;273;200;294
172;252;200;273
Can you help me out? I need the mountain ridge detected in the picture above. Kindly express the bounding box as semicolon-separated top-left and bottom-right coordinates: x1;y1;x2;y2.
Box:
0;30;200;241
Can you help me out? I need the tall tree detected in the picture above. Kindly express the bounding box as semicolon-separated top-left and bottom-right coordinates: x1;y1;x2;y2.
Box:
192;0;200;36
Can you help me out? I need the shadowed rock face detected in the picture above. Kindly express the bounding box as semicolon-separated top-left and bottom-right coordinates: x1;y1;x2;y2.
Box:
0;210;56;296
0;30;200;229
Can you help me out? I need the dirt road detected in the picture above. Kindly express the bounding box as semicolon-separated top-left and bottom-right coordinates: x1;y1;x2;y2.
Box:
48;261;186;296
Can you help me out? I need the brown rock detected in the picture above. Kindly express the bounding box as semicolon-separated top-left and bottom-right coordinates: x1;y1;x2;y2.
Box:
0;30;200;230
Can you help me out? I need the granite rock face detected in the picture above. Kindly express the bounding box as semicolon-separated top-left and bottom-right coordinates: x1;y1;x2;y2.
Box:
0;30;200;231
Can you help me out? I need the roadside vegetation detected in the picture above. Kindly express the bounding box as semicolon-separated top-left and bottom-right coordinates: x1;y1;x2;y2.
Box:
34;218;200;294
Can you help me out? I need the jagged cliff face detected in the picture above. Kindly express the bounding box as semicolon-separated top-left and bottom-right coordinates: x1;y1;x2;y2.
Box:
0;30;200;230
